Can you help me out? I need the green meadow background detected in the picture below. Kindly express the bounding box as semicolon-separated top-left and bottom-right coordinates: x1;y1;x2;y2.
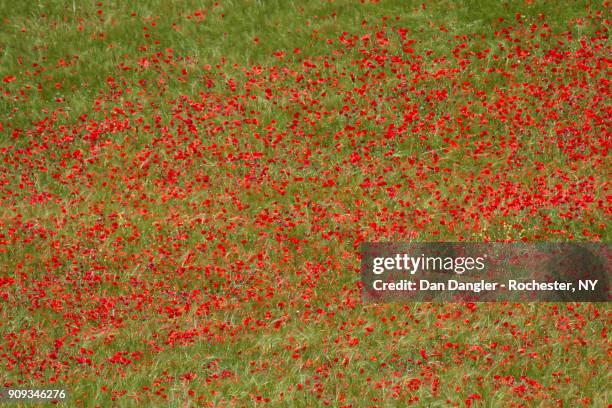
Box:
0;1;609;406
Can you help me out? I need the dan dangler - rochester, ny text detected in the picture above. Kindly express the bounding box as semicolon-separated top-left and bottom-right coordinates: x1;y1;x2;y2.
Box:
362;243;609;301
365;249;606;298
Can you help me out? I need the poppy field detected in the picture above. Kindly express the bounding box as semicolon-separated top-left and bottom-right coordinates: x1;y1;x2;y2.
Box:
0;0;610;406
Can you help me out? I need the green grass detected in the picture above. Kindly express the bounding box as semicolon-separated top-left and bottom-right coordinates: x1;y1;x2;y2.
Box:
0;0;600;128
0;0;610;406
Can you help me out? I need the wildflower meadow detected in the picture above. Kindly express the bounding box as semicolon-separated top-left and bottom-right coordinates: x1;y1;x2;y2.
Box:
0;0;610;406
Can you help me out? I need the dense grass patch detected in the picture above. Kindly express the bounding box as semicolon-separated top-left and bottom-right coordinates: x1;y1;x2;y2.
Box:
0;1;609;406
